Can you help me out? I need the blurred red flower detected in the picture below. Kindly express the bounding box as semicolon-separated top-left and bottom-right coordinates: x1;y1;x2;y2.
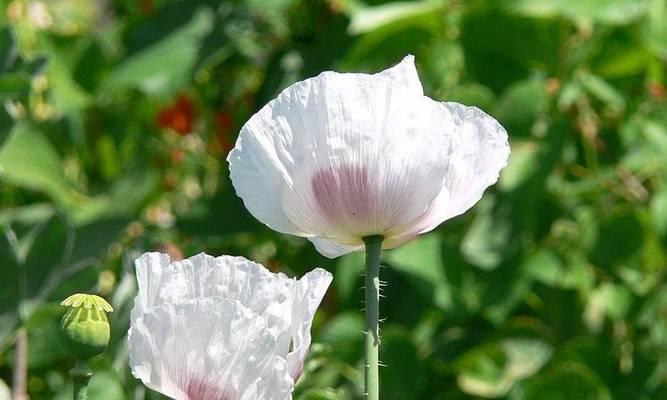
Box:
157;95;196;135
215;111;235;154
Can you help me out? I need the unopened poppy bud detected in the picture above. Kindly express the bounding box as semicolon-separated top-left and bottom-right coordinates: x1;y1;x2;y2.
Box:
60;294;113;360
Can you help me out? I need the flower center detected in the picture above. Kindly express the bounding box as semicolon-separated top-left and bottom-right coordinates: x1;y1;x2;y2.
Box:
310;165;373;233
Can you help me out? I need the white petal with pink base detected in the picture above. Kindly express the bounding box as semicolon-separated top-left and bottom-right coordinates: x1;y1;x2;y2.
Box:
228;55;510;258
129;252;332;400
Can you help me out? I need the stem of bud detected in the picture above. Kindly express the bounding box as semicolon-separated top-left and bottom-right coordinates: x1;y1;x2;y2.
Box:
70;359;92;400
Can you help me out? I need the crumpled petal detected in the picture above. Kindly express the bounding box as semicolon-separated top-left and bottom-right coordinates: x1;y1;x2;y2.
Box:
228;55;509;258
133;252;332;380
415;102;510;233
129;297;293;400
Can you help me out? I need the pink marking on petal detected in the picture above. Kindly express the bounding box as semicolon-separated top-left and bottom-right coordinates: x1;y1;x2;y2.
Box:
291;359;305;382
186;379;232;400
310;165;372;228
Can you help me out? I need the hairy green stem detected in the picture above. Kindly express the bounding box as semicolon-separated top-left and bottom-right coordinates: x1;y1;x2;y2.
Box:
363;235;383;400
70;359;92;400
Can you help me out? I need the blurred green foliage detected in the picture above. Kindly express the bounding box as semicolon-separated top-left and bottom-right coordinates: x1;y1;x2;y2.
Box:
1;0;666;399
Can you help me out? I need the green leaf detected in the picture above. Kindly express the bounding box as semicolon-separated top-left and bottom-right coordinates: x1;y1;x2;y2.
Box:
0;27;17;73
457;338;552;398
493;79;548;136
461;196;511;270
24;304;68;367
0;73;30;100
380;327;425;399
446;83;496;111
526;249;594;291
498;141;540;192
319;312;364;363
87;370;126;400
642;119;667;157
103;7;214;95
584;283;633;331
643;0;667;59
0;214;127;346
38;37;92;113
0;123;79;205
507;0;648;25
335;252;364;304
578;72;626;111
591;212;643;269
461;9;561;91
517;363;611;400
347;0;444;35
384;234;453;309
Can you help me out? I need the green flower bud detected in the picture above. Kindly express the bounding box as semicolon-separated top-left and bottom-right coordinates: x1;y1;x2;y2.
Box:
60;294;113;360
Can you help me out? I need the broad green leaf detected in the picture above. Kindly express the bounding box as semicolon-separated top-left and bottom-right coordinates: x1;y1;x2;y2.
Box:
87;370;126;400
335;252;364;304
517;363;611;400
0;123;79;205
347;0;443;35
446;83;495;110
319;312;364;363
385;234;453;309
591;212;643;269
526;249;594;291
103;8;214;95
642;119;667;157
380;327;425;398
493;79;548;136
0;28;14;67
38;37;92;113
461;196;511;270
461;9;561;90
594;47;651;78
507;0;647;25
23;304;68;368
0;73;30;100
457;338;552;398
498;141;540;192
584;283;632;331
643;0;667;59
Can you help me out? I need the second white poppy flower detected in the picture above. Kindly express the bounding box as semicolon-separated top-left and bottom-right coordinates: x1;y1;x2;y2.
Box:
129;253;332;400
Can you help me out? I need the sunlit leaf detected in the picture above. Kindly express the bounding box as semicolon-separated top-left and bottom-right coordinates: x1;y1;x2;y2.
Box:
457;338;552;398
385;234;453;310
347;0;443;35
0;123;78;205
103;7;214;95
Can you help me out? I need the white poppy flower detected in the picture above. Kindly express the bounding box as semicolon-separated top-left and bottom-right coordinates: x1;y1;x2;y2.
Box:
129;252;332;400
227;55;510;258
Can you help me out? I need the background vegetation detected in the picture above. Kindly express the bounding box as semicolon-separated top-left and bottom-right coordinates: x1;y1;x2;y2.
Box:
1;0;666;399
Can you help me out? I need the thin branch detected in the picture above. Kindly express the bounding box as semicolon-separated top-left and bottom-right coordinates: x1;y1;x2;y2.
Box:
12;328;29;400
